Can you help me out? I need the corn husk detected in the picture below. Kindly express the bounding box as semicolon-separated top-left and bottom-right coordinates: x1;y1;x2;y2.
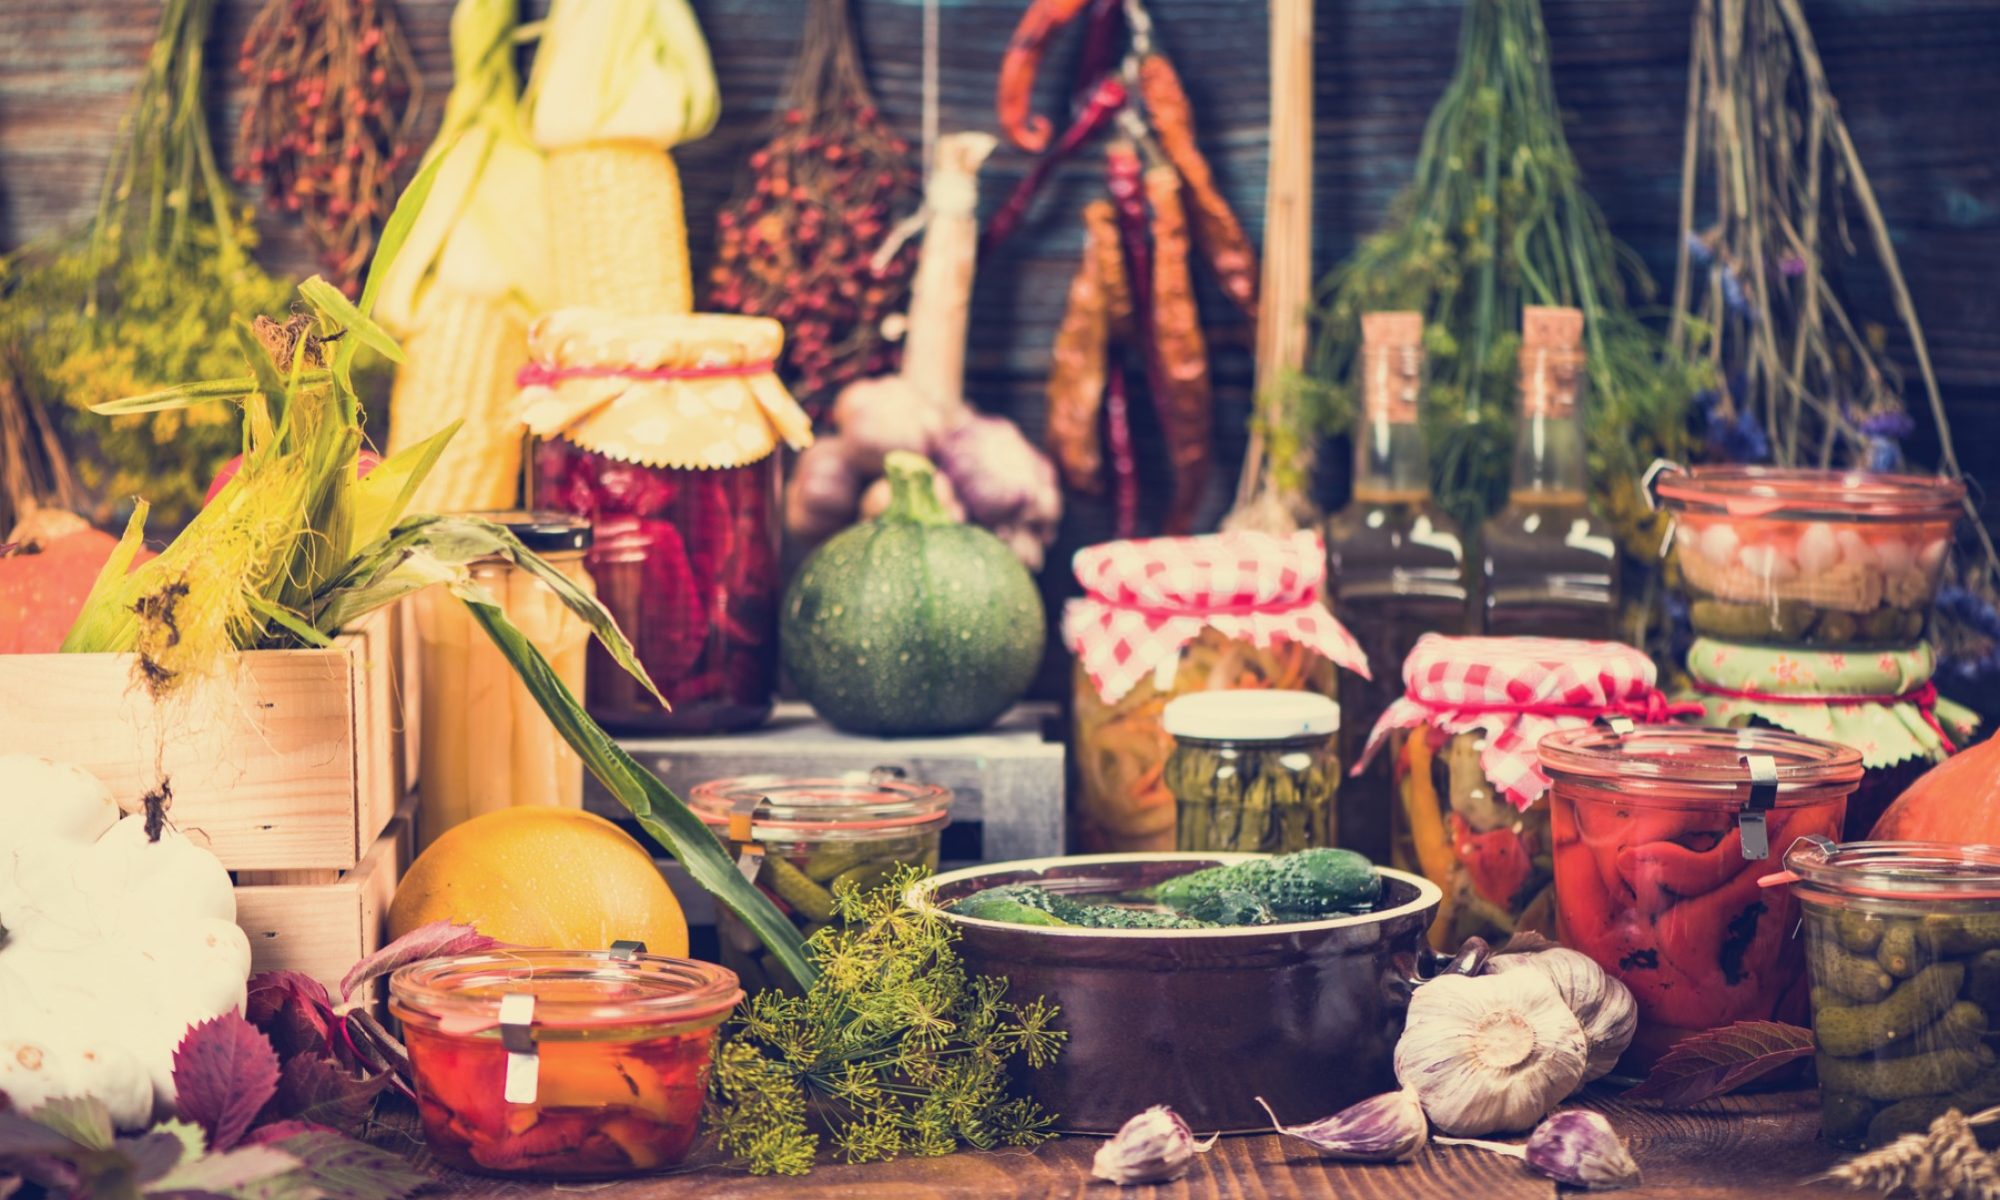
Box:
525;0;719;151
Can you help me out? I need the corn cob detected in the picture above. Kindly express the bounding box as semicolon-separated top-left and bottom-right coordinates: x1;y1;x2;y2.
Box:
545;141;693;314
387;289;529;512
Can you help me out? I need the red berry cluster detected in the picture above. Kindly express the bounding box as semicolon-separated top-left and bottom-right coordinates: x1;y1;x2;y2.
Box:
234;0;422;295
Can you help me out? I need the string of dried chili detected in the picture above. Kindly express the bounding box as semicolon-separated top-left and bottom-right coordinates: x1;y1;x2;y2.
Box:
996;0;1095;153
1091;197;1136;342
1137;52;1258;321
1072;0;1128;106
983;75;1129;253
1047;203;1115;494
1144;160;1213;536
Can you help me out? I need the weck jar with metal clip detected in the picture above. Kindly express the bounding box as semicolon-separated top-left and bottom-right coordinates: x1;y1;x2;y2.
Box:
690;773;954;995
390;948;740;1178
1539;726;1860;1072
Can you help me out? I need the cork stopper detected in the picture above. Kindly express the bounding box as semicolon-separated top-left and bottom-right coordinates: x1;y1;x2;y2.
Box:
1361;310;1423;349
1522;305;1584;351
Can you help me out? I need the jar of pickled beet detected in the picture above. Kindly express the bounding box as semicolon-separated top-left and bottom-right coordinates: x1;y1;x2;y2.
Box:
1781;839;2000;1149
391;950;740;1178
521;310;814;734
691;773;953;995
1540;726;1861;1073
1653;466;1963;648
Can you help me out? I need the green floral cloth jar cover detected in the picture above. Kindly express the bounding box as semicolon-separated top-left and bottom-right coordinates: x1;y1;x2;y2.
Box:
1682;638;1979;839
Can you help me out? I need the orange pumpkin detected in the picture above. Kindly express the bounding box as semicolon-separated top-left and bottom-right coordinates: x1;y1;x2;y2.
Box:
0;513;156;654
1867;732;2000;843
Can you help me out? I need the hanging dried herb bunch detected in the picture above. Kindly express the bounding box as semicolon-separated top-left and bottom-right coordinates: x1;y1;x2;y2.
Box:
1301;0;1703;549
708;0;921;413
236;0;424;295
0;0;293;529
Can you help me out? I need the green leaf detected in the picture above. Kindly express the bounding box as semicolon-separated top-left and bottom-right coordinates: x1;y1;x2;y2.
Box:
31;1097;113;1152
298;277;402;366
149;1144;296;1192
91;376;263;415
357;146;448;321
231;317;291;434
149;1120;206;1165
248;595;332;648
348;421;459;551
456;593;815;990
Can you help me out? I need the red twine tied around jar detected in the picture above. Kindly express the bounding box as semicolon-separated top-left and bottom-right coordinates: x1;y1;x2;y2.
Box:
1691;679;1957;754
515;360;777;388
1411;689;1706;726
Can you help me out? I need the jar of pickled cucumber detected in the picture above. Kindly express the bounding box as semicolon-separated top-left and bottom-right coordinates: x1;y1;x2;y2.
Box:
1161;691;1340;854
690;773;952;995
1782;839;2000;1149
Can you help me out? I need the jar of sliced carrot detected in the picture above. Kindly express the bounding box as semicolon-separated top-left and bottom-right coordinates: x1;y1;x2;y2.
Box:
1063;531;1367;853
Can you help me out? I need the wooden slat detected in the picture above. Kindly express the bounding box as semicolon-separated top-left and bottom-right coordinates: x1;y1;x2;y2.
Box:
233;802;414;987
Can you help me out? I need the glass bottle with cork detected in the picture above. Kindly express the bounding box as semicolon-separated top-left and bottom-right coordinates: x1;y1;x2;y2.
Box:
1479;306;1620;638
1324;310;1469;864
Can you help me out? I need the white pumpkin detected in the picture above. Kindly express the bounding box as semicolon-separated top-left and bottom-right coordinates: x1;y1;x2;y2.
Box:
0;754;251;1128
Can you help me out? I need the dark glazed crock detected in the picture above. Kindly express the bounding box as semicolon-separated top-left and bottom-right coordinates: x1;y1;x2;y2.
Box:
910;854;1442;1134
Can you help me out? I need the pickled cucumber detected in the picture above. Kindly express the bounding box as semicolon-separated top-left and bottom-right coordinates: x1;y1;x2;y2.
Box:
761;856;839;923
1814;964;1964;1057
1877;924;1935;980
1818;1045;1994;1102
1920;913;2000;955
1820;1093;1878;1145
1966;950;2000;1012
1836;910;1885;955
1810;938;1895;1003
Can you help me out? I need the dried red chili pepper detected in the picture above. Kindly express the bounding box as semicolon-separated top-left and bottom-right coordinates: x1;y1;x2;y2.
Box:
1104;361;1139;539
997;0;1096;153
1072;0;1127;106
1144;161;1213;536
984;75;1129;252
1137;53;1258;321
1047;202;1115;494
1090;198;1136;342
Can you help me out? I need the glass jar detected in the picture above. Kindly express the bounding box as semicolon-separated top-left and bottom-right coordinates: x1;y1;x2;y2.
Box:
1540;726;1860;1072
1064;531;1366;853
536;444;780;733
391;950;739;1178
1783;839;2000;1149
1654;466;1963;648
412;513;594;850
1161;690;1340;853
690;773;953;995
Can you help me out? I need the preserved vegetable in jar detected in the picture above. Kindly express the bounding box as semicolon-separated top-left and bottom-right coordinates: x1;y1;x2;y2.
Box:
690;774;952;996
1064;530;1368;853
1540;726;1860;1073
1359;635;1699;950
1162;690;1340;854
1784;839;2000;1149
522;310;813;733
390;950;740;1178
413;514;597;848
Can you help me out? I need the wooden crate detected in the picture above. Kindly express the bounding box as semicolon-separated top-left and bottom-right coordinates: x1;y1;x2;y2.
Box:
0;606;411;871
234;803;414;989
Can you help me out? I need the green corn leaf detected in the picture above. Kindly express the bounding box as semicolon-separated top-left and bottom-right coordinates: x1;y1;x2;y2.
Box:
350;421;460;551
90;375;274;415
247;594;333;649
299;276;403;367
456;592;815;991
358;145;448;321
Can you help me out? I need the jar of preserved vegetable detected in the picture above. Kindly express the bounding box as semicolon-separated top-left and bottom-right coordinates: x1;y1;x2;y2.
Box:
1540;726;1861;1073
1063;531;1368;853
690;773;953;995
1162;690;1340;854
412;512;595;850
391;949;740;1178
1683;637;1978;840
522;310;813;734
1780;839;2000;1149
1357;635;1702;950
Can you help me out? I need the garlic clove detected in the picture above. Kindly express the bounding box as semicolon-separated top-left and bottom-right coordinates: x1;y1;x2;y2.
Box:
1255;1090;1428;1162
1090;1105;1215;1185
1487;944;1638;1083
1526;1110;1642;1191
1394;970;1589;1135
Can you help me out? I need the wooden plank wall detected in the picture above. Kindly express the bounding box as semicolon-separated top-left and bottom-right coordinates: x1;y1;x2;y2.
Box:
4;0;1997;636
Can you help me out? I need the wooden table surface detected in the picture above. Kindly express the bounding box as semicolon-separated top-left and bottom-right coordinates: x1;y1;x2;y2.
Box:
406;1087;1858;1199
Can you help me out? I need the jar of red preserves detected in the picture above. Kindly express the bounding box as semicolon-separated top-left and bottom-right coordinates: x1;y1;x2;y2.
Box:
391;950;740;1178
522;311;814;733
1539;726;1861;1073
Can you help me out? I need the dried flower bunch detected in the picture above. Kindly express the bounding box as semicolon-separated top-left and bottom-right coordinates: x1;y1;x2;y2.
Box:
1819;1107;2000;1200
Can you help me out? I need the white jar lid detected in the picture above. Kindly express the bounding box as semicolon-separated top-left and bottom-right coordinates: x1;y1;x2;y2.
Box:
1161;690;1340;742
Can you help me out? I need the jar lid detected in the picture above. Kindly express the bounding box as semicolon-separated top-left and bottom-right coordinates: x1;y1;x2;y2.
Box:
1781;838;2000;902
1162;690;1339;741
689;772;953;841
1652;465;1963;522
1537;725;1863;808
472;510;593;553
388;950;741;1035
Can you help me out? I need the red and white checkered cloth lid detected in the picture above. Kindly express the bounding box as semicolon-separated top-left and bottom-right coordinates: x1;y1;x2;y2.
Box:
1357;634;1697;811
1062;531;1369;705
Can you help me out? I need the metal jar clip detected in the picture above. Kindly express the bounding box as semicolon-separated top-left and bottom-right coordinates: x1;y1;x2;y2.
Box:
1737;753;1779;860
727;794;771;884
498;993;539;1104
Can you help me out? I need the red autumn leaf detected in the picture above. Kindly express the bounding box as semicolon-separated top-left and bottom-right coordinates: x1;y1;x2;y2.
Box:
245;970;337;1060
268;1055;391;1137
172;1013;282;1151
337;920;500;1003
1623;1020;1816;1106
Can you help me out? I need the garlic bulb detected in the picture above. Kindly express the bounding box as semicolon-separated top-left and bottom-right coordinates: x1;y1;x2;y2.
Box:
1091;1106;1214;1184
1488;945;1638;1083
1394;970;1589;1136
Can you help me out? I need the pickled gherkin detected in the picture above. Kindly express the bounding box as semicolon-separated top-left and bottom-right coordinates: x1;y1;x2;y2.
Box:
1160;691;1341;855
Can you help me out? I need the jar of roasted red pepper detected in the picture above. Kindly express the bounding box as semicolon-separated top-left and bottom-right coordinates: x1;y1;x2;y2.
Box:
522;310;814;733
1356;635;1702;951
391;950;740;1178
690;773;953;995
1539;726;1861;1073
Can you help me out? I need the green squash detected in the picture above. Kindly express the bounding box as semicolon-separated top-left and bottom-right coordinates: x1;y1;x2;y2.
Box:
781;451;1046;735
